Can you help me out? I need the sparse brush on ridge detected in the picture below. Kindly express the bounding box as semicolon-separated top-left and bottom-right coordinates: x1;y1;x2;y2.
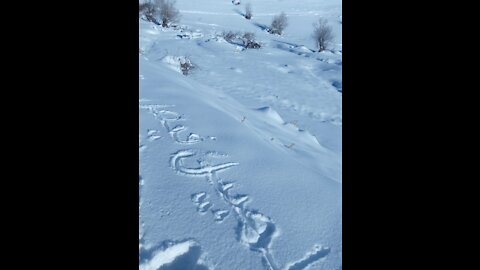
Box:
312;18;334;52
157;0;180;27
269;12;288;35
140;1;157;24
222;31;260;49
241;32;260;49
245;3;252;20
140;0;180;27
222;30;239;42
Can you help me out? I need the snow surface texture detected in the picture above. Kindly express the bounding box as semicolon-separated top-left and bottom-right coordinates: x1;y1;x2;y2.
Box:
139;0;341;269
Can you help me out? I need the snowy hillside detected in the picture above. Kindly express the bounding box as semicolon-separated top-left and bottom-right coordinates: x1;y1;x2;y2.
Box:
139;0;342;269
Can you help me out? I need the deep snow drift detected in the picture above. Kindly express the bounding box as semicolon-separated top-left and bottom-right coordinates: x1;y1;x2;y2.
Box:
139;0;341;269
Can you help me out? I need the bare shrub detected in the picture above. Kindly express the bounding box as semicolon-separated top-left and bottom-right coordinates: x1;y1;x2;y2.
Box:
245;3;252;20
242;32;255;42
242;32;260;49
156;0;180;27
140;1;158;24
312;18;334;52
222;30;238;42
179;57;194;75
221;31;260;49
139;3;148;13
269;12;288;35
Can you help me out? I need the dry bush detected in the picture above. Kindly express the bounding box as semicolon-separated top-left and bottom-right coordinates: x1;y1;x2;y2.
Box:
156;0;180;27
222;30;239;42
222;31;260;49
269;12;288;35
242;32;260;49
140;1;158;24
245;3;252;20
312;18;334;52
179;57;194;75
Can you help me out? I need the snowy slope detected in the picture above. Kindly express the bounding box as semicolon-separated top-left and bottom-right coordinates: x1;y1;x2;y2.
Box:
139;1;341;269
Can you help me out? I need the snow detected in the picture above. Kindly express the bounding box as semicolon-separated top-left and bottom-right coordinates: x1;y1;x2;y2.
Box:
139;0;341;269
140;240;195;270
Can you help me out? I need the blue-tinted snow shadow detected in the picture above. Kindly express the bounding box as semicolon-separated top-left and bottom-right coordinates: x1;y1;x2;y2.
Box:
252;22;269;31
331;80;342;93
233;8;245;17
272;39;302;48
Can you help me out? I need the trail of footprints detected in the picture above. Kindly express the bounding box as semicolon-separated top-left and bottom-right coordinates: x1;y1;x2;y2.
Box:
191;192;213;213
140;102;330;270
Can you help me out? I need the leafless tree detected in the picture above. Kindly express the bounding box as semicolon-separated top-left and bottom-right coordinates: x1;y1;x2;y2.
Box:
245;3;252;20
312;18;334;52
156;0;180;27
140;1;157;24
269;12;288;35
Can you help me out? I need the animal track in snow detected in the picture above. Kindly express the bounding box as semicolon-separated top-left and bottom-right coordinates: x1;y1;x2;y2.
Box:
169;125;204;144
211;178;279;269
145;105;331;269
211;209;230;222
230;194;250;206
165;154;326;269
232;206;279;270
191;192;212;214
169;146;279;268
197;201;213;213
217;181;234;193
140;104;209;147
191;192;207;203
170;150;239;177
147;129;162;141
139;104;184;131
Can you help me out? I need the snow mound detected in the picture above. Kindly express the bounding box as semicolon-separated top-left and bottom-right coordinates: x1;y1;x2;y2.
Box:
161;55;194;75
254;106;285;125
139;239;211;270
250;106;323;152
161;55;184;74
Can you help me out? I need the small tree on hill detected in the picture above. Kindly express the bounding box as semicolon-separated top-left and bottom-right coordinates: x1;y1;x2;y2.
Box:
312;18;334;52
269;12;288;35
245;3;252;20
156;0;180;27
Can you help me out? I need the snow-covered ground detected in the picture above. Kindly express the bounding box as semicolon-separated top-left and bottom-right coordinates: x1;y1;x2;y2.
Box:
139;0;341;269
